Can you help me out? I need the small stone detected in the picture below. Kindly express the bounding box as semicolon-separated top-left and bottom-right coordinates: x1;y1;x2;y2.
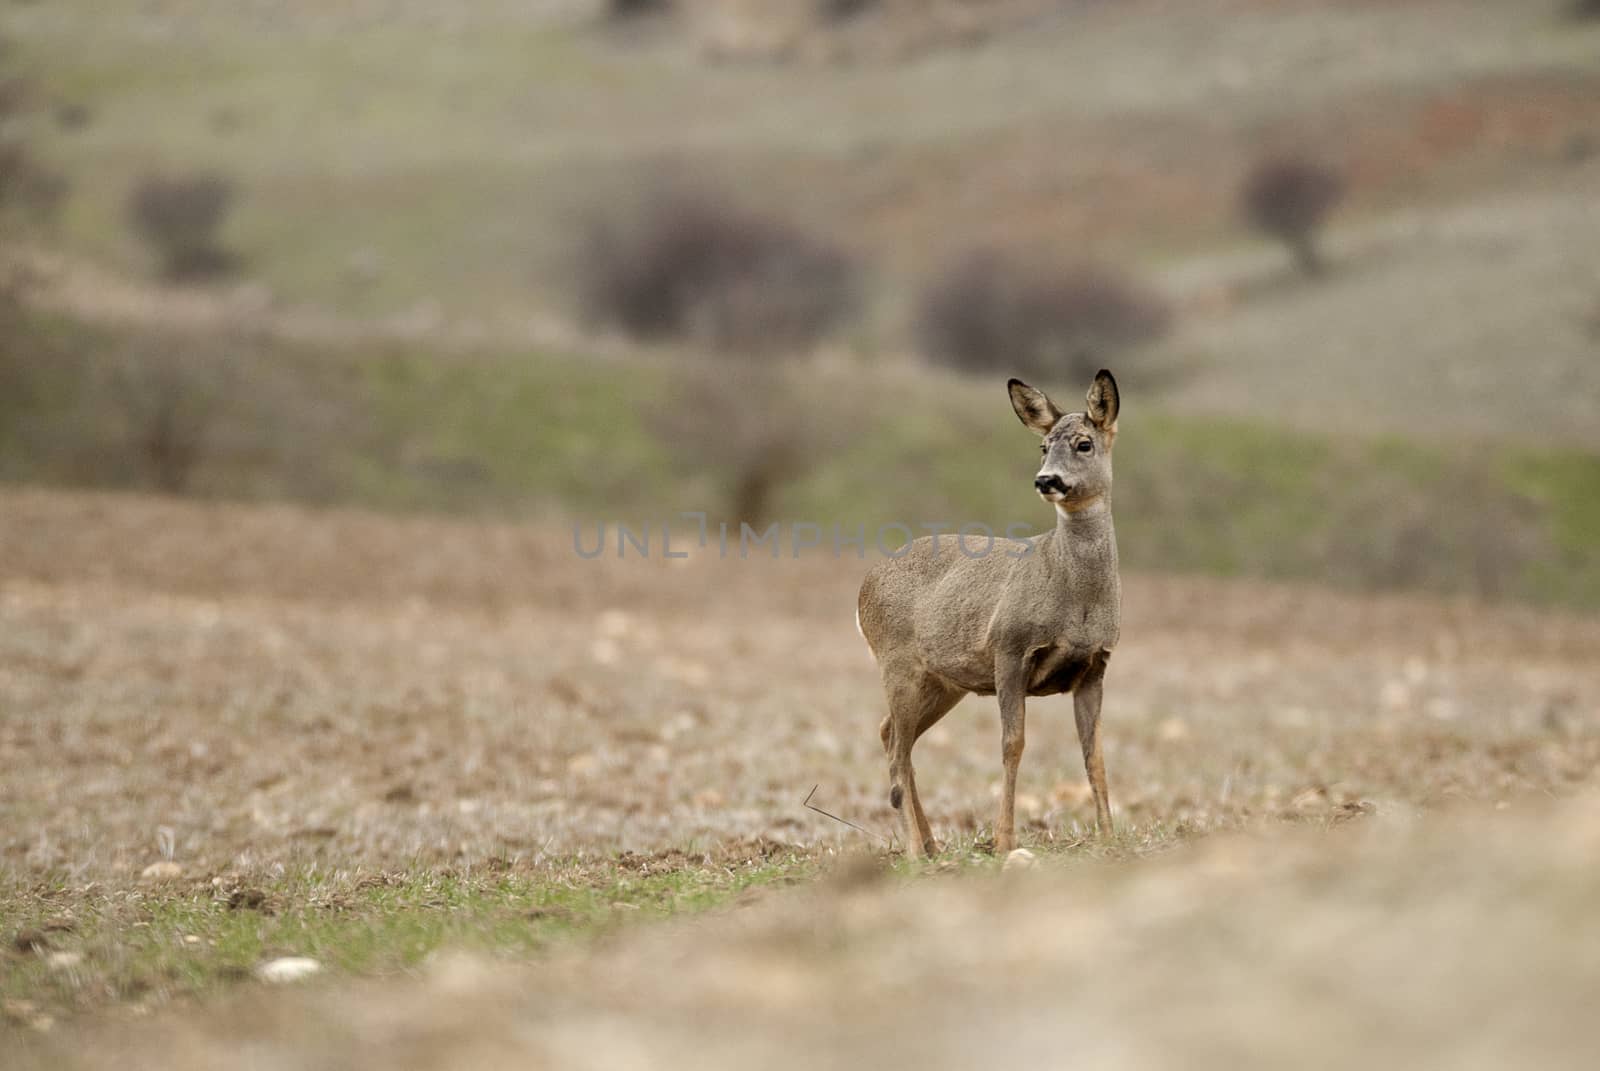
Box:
255;957;322;984
1002;848;1037;872
140;861;184;882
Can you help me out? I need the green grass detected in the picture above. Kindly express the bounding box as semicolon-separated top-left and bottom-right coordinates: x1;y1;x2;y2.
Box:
1517;453;1600;607
0;817;1226;1026
1;852;822;1023
5;315;1598;609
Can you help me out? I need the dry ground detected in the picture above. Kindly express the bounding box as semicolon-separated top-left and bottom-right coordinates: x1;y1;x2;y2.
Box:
3;486;1600;1059
4;486;1597;875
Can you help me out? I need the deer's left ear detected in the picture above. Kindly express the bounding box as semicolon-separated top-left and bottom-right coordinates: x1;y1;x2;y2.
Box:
1085;369;1119;434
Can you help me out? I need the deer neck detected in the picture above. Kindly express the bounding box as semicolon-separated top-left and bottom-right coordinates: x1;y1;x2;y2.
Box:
1044;495;1117;574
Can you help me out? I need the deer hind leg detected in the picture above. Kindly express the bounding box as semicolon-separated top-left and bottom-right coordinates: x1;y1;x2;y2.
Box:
882;667;962;858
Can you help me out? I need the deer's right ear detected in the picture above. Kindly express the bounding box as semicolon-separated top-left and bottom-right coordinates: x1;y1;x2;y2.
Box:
1008;379;1063;435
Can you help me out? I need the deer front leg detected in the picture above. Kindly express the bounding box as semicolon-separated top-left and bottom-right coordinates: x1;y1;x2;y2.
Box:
995;659;1028;855
1073;670;1113;835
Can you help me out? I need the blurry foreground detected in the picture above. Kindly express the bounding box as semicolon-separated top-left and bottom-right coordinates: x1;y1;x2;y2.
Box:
17;794;1600;1070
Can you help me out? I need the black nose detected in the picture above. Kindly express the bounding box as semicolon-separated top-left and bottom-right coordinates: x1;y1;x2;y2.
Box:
1035;475;1066;495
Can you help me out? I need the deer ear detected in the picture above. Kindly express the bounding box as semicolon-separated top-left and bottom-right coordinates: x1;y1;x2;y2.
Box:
1009;378;1063;435
1085;369;1120;432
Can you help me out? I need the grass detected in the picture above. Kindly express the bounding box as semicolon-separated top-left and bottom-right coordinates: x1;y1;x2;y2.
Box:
1;825;1204;1026
2;850;823;1026
4;313;1598;608
0;802;1562;1032
13;796;1600;1068
1517;453;1600;606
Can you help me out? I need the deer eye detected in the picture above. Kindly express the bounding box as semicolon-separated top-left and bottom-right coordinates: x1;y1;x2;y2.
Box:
1075;440;1094;454
1040;443;1048;455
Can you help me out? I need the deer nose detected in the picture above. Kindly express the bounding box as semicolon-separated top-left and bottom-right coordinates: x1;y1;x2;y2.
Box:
1034;474;1066;495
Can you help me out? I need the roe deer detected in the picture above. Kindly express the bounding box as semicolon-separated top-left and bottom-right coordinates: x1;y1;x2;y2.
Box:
857;370;1121;857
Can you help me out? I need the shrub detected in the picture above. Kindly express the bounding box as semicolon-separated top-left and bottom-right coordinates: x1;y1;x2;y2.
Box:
1239;155;1344;277
0;61;67;450
106;340;232;493
127;173;239;281
604;0;673;20
914;249;1171;381
817;0;878;22
647;362;861;525
575;182;860;355
0;74;68;227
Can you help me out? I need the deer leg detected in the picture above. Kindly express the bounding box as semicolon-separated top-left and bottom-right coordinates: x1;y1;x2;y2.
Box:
887;725;929;858
995;660;1028;855
1073;672;1113;835
906;696;962;853
884;670;961;858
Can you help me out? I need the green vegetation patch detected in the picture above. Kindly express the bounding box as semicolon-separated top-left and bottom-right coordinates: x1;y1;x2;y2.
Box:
1;851;820;1026
3;313;1597;609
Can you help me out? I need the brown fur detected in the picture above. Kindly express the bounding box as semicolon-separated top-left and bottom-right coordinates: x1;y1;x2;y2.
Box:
858;370;1122;856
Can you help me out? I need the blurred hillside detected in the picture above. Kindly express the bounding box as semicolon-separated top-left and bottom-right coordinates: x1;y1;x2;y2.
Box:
2;0;1598;604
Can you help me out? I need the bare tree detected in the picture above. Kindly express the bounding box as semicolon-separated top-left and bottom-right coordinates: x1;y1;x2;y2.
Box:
646;362;858;526
127;173;239;281
605;0;673;18
107;339;231;494
575;179;860;355
1240;155;1345;277
915;248;1171;381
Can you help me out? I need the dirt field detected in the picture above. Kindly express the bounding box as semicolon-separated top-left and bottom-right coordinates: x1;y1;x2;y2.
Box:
5;486;1598;870
4;486;1599;1058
